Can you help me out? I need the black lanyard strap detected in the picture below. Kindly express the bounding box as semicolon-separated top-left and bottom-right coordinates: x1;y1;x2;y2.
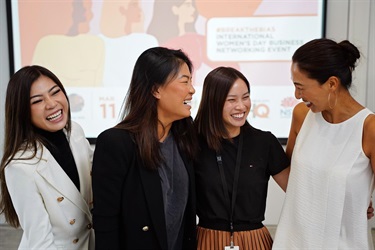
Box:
216;131;243;234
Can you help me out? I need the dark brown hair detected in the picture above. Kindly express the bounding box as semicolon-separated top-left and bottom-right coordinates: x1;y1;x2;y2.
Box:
292;38;360;89
116;47;197;169
195;67;250;152
0;65;71;228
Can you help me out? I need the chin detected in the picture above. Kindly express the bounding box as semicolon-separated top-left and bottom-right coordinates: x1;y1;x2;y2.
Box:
309;107;321;113
49;122;67;132
235;120;246;126
182;111;191;118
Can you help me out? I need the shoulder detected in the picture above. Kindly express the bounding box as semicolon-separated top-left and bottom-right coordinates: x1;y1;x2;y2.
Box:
293;102;309;122
5;148;42;176
11;143;44;164
363;112;375;158
69;121;87;139
69;121;92;151
364;113;375;140
96;127;135;149
242;125;279;144
71;121;84;133
243;124;273;138
97;127;132;141
290;102;310;135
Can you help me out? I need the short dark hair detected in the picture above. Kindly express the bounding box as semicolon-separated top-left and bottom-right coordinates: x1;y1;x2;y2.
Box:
292;38;360;89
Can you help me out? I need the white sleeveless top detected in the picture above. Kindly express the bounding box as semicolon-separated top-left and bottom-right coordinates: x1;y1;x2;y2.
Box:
273;108;374;250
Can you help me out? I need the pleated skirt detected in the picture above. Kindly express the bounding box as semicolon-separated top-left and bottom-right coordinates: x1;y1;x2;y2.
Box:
197;226;273;250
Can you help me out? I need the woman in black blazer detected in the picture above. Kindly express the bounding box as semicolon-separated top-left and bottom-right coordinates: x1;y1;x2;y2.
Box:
92;47;197;250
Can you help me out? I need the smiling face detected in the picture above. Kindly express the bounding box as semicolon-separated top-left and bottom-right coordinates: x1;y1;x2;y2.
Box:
222;78;251;138
292;62;330;113
155;62;195;125
30;75;69;132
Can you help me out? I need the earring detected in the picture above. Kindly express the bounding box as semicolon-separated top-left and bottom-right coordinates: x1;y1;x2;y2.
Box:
328;91;337;109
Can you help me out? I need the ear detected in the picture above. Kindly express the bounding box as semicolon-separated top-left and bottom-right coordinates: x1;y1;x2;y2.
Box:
152;86;161;99
327;76;339;91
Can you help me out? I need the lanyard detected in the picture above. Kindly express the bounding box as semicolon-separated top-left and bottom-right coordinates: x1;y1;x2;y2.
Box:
216;131;243;246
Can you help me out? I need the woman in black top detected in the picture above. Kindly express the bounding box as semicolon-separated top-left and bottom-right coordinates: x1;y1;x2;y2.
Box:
194;67;290;250
92;47;197;250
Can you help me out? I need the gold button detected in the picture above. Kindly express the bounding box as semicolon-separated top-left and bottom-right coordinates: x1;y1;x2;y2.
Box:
69;219;76;225
57;197;64;202
142;226;149;232
87;223;92;229
73;238;79;244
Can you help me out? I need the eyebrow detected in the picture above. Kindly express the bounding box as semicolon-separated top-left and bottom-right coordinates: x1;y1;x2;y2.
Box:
178;74;191;80
227;91;250;97
30;85;59;99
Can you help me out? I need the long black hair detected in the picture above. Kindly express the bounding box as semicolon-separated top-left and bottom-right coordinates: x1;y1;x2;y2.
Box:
0;65;71;227
116;47;197;169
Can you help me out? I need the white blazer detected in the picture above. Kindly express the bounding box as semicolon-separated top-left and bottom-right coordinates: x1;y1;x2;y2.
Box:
5;122;94;250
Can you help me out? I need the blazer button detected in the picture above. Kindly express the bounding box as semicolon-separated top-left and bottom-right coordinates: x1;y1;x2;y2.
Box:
142;226;149;232
73;238;79;244
87;223;92;229
69;219;76;225
57;197;64;202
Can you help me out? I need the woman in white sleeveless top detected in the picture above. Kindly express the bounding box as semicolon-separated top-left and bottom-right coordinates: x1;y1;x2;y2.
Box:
273;38;375;249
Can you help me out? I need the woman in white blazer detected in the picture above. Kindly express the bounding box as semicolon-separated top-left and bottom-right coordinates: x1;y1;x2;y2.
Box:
0;65;94;250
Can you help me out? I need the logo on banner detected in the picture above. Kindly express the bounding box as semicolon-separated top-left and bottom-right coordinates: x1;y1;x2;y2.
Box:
250;102;270;118
280;97;299;118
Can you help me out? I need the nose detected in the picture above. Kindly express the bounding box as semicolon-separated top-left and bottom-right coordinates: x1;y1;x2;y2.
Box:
295;89;302;99
236;100;247;110
45;96;57;109
189;84;195;94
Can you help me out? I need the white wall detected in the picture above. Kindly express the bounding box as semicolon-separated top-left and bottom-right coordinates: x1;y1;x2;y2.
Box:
0;0;374;226
366;0;375;113
0;0;9;157
0;0;9;224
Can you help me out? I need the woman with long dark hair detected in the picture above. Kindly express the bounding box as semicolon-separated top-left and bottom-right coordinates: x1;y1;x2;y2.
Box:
92;47;198;250
0;65;94;249
194;67;290;249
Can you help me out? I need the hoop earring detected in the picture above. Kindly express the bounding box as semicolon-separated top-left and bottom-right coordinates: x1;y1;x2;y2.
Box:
328;92;337;109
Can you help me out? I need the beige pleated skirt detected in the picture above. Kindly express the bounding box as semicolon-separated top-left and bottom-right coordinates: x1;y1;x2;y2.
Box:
197;226;273;250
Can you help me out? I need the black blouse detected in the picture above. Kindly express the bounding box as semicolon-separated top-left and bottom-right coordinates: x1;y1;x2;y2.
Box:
37;129;80;191
195;125;289;231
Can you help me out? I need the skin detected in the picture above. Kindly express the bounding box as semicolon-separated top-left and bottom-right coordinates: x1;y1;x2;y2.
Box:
30;76;69;132
222;78;251;138
172;0;196;36
287;62;375;218
101;0;143;37
153;63;195;142
223;79;290;191
119;0;142;34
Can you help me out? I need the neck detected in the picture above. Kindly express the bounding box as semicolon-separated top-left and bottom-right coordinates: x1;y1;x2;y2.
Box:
178;22;186;36
322;91;363;123
158;121;172;142
226;127;241;139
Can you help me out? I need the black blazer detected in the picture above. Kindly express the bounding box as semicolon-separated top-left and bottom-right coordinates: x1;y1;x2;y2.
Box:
92;128;196;250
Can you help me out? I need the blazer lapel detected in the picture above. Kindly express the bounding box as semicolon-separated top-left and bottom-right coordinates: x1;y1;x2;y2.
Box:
68;131;93;209
139;165;168;250
36;147;91;217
